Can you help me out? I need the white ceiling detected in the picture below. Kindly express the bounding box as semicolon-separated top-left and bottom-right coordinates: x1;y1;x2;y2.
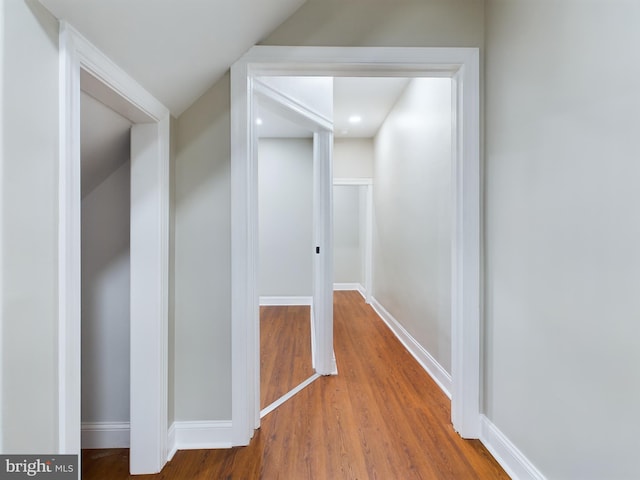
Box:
47;2;411;182
80;78;409;191
80;77;410;190
39;0;308;116
80;75;409;196
80;77;407;200
334;77;410;138
258;77;411;139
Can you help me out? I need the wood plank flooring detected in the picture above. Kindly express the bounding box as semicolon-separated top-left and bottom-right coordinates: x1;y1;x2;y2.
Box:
260;304;314;409
82;291;508;479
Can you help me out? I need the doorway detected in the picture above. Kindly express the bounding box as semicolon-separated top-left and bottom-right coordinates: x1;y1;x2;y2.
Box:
58;24;170;475
332;180;373;303
253;78;334;419
79;90;132;451
231;46;480;444
257;132;316;416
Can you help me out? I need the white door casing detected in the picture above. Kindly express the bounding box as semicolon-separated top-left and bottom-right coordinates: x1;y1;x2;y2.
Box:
311;129;335;376
58;23;170;475
231;46;480;443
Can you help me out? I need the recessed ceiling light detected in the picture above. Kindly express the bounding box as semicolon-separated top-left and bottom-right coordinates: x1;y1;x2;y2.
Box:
348;115;362;124
341;129;349;135
256;118;263;126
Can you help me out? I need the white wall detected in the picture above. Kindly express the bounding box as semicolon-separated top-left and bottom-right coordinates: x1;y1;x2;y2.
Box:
263;0;484;48
81;161;130;426
0;0;485;450
258;138;313;297
333;138;374;178
1;0;59;452
11;1;639;477
485;1;640;478
174;74;232;421
174;0;483;427
333;186;362;285
373;78;452;374
333;138;373;289
257;136;369;292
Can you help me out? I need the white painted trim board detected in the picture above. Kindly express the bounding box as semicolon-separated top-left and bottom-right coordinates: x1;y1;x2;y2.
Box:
480;416;547;480
167;423;177;462
259;296;312;306
311;129;335;377
333;283;365;297
81;422;130;449
171;421;233;451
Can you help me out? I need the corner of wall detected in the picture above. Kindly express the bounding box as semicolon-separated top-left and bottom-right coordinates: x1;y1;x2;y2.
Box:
2;0;60;452
168;114;177;429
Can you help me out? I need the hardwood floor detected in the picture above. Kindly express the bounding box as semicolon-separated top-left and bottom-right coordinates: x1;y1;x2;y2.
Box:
260;304;314;409
82;291;508;479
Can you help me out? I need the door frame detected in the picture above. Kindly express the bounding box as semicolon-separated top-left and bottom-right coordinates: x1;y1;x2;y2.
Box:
333;178;373;303
249;78;335;427
58;23;170;475
230;46;480;444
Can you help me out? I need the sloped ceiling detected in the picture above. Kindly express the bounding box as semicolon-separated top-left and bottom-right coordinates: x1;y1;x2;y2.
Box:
39;0;308;116
80;91;131;198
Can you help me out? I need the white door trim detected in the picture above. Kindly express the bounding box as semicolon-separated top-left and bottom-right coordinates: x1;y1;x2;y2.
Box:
58;22;170;474
312;130;335;375
231;46;481;443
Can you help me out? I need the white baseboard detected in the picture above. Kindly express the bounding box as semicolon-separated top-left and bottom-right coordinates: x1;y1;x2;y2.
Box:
167;422;177;461
172;420;233;450
370;297;452;398
329;350;338;375
259;296;312;306
310;307;316;370
82;420;234;455
480;416;546;480
333;282;365;295
81;421;130;449
309;299;338;375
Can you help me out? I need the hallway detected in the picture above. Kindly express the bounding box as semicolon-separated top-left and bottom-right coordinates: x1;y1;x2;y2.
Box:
83;291;507;479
